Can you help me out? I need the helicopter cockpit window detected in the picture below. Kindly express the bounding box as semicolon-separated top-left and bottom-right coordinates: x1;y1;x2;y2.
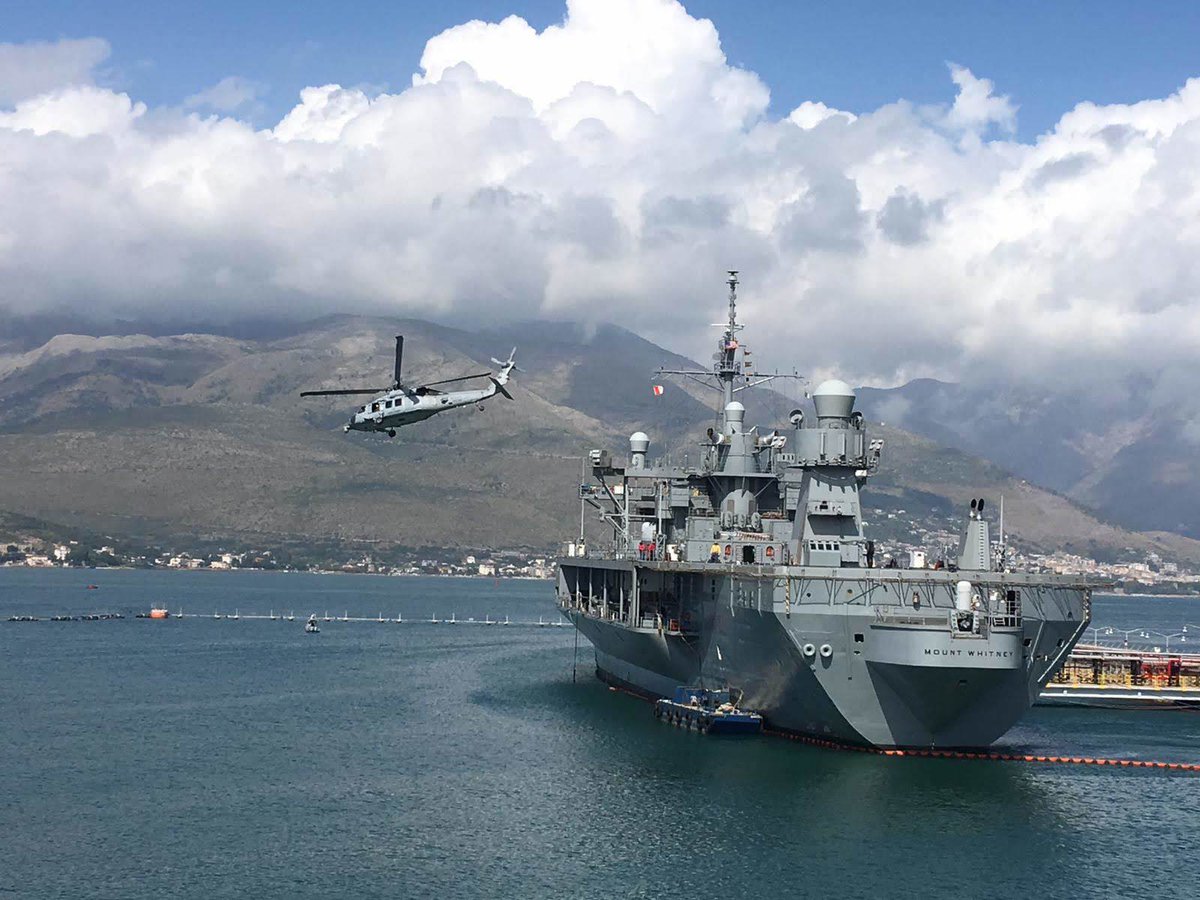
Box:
371;402;380;413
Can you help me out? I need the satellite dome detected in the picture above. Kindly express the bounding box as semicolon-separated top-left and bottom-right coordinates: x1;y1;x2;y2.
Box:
629;431;650;453
812;379;855;420
723;401;746;431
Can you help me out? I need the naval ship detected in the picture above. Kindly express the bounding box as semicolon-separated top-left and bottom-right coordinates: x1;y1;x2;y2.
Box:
556;273;1091;749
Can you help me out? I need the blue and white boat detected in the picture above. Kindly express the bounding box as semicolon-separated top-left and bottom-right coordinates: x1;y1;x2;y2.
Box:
654;687;762;735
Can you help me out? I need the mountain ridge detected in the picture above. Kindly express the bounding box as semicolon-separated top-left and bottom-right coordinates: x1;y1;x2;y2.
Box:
3;316;1199;564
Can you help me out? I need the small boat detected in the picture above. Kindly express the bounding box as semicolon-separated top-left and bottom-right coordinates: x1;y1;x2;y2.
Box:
305;614;320;634
654;687;762;735
148;607;169;619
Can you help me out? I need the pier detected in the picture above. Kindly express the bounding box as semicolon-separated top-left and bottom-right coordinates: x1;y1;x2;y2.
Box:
1040;641;1200;708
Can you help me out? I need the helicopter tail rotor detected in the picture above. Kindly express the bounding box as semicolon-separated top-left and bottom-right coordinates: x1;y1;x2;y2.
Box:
490;347;522;374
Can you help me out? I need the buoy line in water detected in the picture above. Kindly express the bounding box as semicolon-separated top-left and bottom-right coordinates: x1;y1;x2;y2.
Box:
761;728;1200;771
604;683;1200;772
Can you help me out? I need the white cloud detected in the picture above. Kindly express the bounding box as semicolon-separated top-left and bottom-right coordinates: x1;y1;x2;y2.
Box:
0;37;110;105
944;62;1016;134
788;101;856;130
1;1;1200;410
0;85;145;136
185;75;265;113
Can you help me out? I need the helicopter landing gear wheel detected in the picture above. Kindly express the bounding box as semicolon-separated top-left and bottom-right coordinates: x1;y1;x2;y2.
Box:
387;429;396;438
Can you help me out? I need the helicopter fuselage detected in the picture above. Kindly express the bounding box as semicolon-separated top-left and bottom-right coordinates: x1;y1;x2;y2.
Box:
345;383;499;433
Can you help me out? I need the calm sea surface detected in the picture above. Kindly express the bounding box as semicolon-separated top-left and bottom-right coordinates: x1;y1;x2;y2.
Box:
2;568;1198;899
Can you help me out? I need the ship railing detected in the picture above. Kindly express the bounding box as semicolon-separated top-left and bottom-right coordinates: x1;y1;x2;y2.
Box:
873;610;947;627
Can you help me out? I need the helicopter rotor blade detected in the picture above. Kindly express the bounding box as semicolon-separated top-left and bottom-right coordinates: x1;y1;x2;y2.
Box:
394;335;404;387
421;372;491;388
300;388;387;397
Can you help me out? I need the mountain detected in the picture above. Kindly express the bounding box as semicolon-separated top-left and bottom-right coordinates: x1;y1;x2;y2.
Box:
3;316;1199;564
857;379;1200;539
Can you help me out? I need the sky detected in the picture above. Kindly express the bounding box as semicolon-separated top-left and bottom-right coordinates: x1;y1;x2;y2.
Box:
1;0;1200;399
5;1;1199;138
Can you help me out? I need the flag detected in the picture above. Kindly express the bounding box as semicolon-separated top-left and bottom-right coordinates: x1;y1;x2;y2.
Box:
652;384;664;396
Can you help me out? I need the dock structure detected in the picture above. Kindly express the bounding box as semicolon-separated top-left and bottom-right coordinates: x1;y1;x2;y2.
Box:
1040;643;1200;708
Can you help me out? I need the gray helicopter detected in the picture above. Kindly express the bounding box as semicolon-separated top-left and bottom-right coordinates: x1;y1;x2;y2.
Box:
301;336;518;437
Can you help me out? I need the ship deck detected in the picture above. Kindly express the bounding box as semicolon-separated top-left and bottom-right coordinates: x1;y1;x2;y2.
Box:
559;555;1097;588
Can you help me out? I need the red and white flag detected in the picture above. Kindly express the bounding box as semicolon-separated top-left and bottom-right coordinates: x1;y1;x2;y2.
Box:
652;384;664;396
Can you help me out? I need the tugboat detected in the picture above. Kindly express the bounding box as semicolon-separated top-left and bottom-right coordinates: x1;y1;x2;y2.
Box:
305;614;320;634
655;687;763;734
556;271;1092;750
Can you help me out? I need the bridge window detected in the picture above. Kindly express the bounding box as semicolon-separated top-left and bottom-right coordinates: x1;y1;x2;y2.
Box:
742;546;755;564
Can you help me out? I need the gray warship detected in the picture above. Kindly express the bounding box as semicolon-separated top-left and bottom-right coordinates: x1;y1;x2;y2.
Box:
556;273;1091;749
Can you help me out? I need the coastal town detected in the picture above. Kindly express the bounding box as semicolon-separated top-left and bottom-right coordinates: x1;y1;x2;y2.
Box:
0;537;555;580
2;530;1197;593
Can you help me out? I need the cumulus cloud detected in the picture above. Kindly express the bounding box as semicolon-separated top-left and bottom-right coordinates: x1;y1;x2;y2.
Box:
1;0;1200;410
0;37;110;105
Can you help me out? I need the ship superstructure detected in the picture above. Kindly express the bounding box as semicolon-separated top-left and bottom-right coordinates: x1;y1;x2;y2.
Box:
556;273;1091;749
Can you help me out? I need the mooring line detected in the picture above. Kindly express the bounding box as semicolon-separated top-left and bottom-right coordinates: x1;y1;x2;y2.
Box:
603;684;1199;771
761;727;1200;770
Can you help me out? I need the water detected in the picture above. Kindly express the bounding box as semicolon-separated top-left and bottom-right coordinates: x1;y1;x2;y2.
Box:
2;569;1198;899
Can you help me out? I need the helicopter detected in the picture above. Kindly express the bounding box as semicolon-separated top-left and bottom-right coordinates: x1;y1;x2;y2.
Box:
300;335;518;437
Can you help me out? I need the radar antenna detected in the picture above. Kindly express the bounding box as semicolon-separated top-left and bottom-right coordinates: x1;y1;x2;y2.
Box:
655;271;806;427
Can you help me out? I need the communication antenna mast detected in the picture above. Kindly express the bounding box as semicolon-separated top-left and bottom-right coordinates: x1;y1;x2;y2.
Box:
655;270;806;428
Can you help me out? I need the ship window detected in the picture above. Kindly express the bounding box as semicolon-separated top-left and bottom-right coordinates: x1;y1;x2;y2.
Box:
854;633;864;643
1023;638;1032;648
742;546;755;564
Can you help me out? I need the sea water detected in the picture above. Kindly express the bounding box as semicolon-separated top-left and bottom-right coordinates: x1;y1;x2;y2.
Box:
2;568;1198;899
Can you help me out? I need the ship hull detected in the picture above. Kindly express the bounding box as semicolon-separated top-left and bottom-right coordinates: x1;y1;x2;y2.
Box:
558;560;1089;750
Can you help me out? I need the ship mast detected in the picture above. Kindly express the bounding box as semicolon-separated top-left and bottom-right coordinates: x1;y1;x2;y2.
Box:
655;271;805;432
719;270;741;414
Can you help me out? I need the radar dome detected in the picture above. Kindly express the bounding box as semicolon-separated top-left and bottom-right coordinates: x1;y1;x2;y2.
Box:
723;401;745;432
812;379;855;420
629;432;650;453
